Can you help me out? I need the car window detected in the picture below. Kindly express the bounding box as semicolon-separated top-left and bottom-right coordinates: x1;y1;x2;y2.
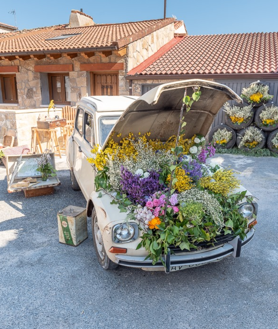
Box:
99;116;120;145
75;108;84;136
85;112;95;147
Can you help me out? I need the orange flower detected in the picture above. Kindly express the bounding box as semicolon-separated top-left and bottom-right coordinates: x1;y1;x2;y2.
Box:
148;217;161;230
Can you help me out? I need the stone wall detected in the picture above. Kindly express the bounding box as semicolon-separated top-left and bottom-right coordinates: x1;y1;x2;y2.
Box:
127;23;175;72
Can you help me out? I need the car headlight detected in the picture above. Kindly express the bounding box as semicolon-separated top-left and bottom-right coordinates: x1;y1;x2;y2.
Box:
112;223;138;243
238;203;254;220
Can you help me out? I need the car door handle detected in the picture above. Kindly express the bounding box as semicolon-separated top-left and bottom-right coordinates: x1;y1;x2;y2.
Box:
78;146;82;153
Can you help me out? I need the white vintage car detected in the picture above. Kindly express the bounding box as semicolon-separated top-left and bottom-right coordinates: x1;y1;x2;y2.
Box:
66;80;257;272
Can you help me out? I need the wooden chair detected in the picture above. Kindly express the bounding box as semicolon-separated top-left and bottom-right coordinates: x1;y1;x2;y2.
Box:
60;106;77;150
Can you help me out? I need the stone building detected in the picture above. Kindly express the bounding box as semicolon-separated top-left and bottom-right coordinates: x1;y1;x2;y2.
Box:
0;10;185;145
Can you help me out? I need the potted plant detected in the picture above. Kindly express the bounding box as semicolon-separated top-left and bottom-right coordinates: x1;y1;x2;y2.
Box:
36;151;56;181
266;129;278;154
237;126;265;151
254;104;278;131
223;102;253;130
241;81;273;107
209;125;236;149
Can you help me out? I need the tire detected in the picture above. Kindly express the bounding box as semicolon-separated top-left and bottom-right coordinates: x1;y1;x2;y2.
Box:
208;124;236;149
236;127;266;151
254;104;278;132
70;169;81;191
224;104;254;130
91;208;118;270
267;129;278;154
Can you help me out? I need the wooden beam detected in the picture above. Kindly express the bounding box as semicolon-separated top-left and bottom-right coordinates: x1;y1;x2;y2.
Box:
51;54;62;60
98;51;113;58
31;54;45;60
84;52;95;58
113;48;127;57
62;53;71;59
0;66;19;73
80;52;89;59
15;56;24;61
80;63;124;71
46;54;54;60
34;64;73;72
67;53;78;59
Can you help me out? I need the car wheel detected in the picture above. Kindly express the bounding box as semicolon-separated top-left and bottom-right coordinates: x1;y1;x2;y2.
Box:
70;169;80;191
91;208;118;270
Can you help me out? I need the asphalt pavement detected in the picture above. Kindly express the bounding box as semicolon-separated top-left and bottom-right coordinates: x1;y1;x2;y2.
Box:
0;154;278;329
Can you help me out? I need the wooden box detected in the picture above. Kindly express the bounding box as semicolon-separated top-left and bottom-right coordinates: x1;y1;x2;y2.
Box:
57;206;88;246
37;119;66;129
6;153;60;197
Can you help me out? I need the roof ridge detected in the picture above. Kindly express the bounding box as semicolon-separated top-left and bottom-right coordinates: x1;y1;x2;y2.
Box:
188;31;278;37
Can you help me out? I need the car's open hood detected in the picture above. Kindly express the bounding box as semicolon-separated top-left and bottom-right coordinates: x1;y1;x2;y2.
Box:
102;79;242;148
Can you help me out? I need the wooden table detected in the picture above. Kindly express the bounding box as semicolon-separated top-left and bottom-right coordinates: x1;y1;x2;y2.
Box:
31;127;61;158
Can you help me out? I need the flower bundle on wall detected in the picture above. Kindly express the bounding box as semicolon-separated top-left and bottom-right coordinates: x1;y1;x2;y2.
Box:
271;132;278;148
238;126;264;149
212;128;233;145
259;104;278;126
223;103;253;124
241;82;273;105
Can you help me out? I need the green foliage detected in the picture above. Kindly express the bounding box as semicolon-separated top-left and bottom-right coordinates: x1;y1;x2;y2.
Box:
95;166;110;191
216;147;278;158
36;163;56;177
0;150;4;159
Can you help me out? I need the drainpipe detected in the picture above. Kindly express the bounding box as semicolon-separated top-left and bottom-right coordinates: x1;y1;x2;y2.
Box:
129;80;133;96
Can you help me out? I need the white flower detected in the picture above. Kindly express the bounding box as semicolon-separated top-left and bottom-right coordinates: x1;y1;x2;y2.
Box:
189;146;198;154
194;137;201;144
201;137;206;142
198;146;202;151
143;172;150;178
135;169;144;176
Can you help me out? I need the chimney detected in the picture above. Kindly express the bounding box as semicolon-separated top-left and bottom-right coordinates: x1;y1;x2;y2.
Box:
68;10;95;28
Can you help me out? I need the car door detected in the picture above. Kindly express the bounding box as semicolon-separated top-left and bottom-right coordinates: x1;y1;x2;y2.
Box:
73;107;95;200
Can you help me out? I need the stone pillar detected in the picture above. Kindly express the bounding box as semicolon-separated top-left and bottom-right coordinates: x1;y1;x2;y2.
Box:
69;71;88;106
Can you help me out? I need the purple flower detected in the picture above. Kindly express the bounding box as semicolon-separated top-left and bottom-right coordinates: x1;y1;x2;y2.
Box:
169;193;178;206
120;167;164;206
153;199;160;207
197;144;215;164
183;159;203;181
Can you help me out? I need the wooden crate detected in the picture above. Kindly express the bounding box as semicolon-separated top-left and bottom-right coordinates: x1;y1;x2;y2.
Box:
6;153;60;197
57;206;88;246
37;119;66;129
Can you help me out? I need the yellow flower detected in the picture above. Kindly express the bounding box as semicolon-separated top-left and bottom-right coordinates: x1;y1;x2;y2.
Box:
199;169;240;196
263;119;275;125
250;92;263;103
216;139;227;145
167;168;193;193
245;141;258;148
230;116;244;124
148;217;161;230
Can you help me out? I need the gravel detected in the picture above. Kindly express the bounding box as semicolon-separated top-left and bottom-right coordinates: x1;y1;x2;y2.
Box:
0;154;278;329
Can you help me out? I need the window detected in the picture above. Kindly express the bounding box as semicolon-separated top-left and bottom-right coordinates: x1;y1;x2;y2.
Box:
84;112;95;147
48;73;70;105
99;116;120;145
45;33;81;41
91;73;118;96
75;108;84;136
0;74;18;103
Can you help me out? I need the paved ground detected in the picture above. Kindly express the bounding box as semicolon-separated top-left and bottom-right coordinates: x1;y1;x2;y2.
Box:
0;154;278;329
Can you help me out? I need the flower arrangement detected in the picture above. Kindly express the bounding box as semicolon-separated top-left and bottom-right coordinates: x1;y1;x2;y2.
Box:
89;89;254;265
241;82;273;105
271;132;278;149
259;104;278;126
36;151;56;181
238;126;264;149
223;103;253;124
212;128;233;145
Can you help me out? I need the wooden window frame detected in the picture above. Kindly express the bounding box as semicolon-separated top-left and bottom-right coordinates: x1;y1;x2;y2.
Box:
90;72;119;96
0;74;18;103
48;73;70;105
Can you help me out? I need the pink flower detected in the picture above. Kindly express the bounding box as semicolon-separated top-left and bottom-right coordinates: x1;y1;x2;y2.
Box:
153;207;160;217
153;199;160;207
173;206;179;213
169;193;178;206
161;210;165;215
146;201;153;208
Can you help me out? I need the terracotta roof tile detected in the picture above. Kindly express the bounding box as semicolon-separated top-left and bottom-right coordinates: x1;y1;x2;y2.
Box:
128;32;278;76
0;18;174;55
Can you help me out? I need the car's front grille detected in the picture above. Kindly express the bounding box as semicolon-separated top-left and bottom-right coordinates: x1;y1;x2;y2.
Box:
169;233;235;254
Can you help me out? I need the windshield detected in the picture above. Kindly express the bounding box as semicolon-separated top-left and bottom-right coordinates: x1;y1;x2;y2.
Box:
99;116;120;145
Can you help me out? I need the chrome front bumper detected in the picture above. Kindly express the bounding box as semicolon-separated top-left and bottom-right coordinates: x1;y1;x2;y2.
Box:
115;229;255;272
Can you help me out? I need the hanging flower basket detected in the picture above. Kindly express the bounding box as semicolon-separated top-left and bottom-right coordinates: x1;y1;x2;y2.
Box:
236;126;266;151
266;129;278;154
241;82;273;107
209;124;236;149
223;102;254;130
254;104;278;132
